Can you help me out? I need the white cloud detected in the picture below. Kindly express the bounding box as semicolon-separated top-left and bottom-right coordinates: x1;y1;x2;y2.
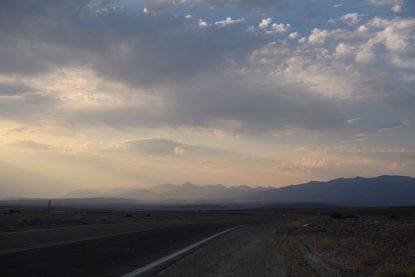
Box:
357;25;369;33
355;17;415;68
335;43;355;56
214;17;244;27
198;19;208;27
340;13;362;25
268;23;290;34
392;4;402;12
367;0;404;12
259;18;289;34
346;118;361;124
259;18;273;29
288;32;300;39
308;28;329;44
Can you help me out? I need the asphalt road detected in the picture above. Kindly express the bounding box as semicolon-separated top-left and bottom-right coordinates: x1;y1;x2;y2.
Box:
0;222;184;254
0;223;233;277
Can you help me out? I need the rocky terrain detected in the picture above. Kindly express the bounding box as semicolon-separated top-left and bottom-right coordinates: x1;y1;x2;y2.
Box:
157;207;415;277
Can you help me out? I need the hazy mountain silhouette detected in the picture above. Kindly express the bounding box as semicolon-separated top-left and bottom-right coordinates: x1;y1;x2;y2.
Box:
2;175;414;209
58;175;415;207
63;182;273;203
267;175;415;206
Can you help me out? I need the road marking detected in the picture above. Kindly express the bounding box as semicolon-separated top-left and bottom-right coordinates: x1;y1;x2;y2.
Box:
0;224;180;255
122;225;241;277
0;222;169;236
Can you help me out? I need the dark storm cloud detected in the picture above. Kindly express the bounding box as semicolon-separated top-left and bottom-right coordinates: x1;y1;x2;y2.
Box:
0;0;265;87
124;137;241;158
125;138;183;156
162;74;344;131
63;73;345;132
0;93;57;121
0;82;35;96
0;0;345;132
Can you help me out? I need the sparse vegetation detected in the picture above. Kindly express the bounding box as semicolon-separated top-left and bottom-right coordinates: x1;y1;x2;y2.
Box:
331;212;359;219
355;249;379;268
1;225;15;232
315;238;334;251
285;221;304;229
18;217;29;224
72;215;82;221
3;209;21;215
338;237;355;247
373;265;415;277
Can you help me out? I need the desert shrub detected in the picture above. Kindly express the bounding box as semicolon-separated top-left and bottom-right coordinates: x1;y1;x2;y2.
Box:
315;238;334;251
373;266;415;277
389;215;401;220
1;225;15;232
355;249;379;268
331;213;358;219
285;221;304;229
18;217;29;224
338;237;355;247
374;267;415;277
72;215;82;221
3;209;21;215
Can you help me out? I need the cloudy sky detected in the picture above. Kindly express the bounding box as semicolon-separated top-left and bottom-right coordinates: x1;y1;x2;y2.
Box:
0;0;414;197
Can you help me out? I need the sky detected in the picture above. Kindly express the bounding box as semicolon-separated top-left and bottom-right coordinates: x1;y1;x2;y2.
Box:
0;0;414;197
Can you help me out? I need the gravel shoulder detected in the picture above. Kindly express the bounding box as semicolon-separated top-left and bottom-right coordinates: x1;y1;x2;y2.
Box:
156;223;290;277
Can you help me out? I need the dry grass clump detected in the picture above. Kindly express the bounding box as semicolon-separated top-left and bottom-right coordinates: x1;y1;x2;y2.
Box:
373;265;415;277
315;238;334;251
285;221;304;230
338;237;355;247
355;249;379;268
331;212;358;219
18;217;29;224
1;225;15;232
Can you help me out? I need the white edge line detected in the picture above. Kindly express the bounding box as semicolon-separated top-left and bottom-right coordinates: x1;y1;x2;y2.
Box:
121;225;241;277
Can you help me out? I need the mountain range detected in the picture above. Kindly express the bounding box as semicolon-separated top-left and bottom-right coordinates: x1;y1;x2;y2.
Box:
2;175;415;209
62;175;415;207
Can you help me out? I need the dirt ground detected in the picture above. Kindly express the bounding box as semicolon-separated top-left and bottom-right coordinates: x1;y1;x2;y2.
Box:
0;206;278;232
274;209;415;276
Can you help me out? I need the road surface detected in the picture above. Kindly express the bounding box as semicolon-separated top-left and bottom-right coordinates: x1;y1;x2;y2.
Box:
0;222;233;276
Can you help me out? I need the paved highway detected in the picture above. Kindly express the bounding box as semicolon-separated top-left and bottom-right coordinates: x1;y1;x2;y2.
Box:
0;222;233;276
0;222;184;254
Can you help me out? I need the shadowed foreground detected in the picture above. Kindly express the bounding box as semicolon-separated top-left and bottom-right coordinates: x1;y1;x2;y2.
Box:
0;223;232;277
1;208;414;276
